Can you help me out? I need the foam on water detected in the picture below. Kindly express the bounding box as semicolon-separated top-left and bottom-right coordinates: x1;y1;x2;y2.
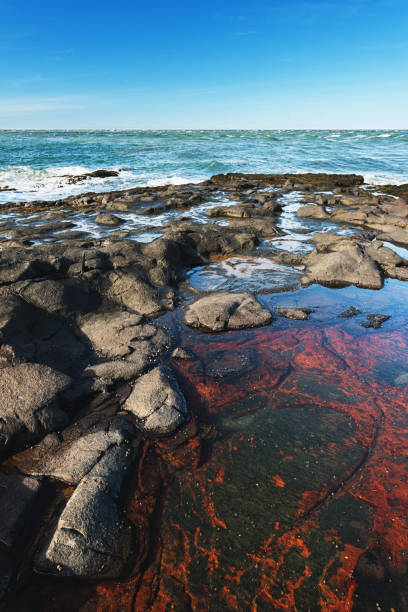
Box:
1;130;407;204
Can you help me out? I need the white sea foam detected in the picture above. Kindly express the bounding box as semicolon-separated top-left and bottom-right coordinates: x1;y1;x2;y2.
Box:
0;165;205;204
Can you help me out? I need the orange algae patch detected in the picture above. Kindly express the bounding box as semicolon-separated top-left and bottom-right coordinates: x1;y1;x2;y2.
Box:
271;474;286;487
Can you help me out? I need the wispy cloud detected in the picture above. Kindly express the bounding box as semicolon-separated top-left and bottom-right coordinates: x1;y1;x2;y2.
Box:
0;96;90;116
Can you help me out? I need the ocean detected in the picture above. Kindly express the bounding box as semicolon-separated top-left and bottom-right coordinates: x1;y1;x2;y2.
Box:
0;129;407;204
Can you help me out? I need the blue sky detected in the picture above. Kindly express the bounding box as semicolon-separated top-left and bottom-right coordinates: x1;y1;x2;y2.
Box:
1;0;407;128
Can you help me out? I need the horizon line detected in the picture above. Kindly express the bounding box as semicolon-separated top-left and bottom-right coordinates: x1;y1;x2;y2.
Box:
0;127;407;132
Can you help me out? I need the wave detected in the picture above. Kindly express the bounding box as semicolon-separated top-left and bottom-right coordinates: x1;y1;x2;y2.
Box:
1;130;408;203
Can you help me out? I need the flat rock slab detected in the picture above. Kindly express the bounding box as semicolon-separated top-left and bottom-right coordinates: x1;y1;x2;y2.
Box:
184;292;272;332
0;363;71;457
125;365;187;436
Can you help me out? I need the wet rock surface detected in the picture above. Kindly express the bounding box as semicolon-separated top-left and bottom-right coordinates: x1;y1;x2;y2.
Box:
2;173;408;609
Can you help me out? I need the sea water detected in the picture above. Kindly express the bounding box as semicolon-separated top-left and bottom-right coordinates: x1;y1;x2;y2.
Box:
0;129;407;203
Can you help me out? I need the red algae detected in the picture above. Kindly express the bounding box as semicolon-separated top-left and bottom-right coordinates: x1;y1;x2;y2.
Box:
13;290;408;611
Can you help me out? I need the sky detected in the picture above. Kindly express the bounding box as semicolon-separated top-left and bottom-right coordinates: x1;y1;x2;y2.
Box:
1;0;407;129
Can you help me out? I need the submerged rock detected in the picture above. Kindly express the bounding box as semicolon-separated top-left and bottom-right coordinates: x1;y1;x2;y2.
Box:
124;365;187;436
184;292;272;332
203;348;258;378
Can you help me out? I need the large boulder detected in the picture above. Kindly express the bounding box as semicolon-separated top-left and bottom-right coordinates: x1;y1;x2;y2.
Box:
303;245;383;289
0;363;71;457
184;292;272;332
125;366;187;436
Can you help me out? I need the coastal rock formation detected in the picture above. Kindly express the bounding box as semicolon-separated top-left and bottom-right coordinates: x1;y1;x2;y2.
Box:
0;363;71;457
94;213;123;226
30;420;133;485
184;292;272;331
79;310;170;362
303;243;383;289
34;439;133;578
124;365;187;435
2;173;408;608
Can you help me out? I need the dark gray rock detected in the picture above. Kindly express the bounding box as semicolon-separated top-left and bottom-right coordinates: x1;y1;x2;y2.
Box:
17;279;99;316
0;363;71;457
184;292;272;332
338;306;362;318
125;365;187;436
79;311;171;373
275;307;315;320
0;472;43;548
0;295;89;375
94;213;123;226
360;314;391;329
65;169;119;184
101;269;164;316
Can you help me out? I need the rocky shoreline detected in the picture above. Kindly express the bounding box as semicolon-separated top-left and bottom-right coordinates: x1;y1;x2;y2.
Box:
1;172;408;609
